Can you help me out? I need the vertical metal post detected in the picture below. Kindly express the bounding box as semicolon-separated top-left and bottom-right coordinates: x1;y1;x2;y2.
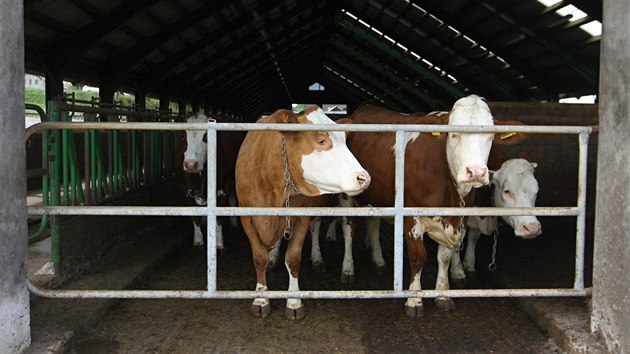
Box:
574;132;589;289
84;119;91;205
206;124;218;292
48;100;62;274
394;130;406;292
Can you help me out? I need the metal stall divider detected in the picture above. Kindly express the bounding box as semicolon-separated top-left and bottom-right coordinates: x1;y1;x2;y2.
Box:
27;121;592;300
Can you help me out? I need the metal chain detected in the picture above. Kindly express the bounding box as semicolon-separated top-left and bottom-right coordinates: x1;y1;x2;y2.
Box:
458;195;466;251
488;228;499;272
281;136;300;240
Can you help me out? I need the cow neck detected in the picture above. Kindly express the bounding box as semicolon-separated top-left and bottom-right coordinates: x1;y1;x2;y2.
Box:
281;135;301;240
185;169;207;206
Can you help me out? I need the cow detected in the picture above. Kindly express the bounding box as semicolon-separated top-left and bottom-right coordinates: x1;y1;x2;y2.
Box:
174;112;244;253
450;157;542;286
235;106;370;320
344;95;527;317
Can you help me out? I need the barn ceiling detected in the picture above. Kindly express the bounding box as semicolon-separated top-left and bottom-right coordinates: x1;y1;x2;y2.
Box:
24;0;602;119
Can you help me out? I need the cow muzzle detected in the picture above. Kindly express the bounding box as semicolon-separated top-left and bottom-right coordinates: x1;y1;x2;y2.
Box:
516;222;542;238
183;159;201;173
462;164;489;186
346;171;371;196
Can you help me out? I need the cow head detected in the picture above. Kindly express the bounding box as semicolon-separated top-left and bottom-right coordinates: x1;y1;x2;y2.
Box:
491;158;542;238
445;95;494;196
182;113;208;173
273;107;370;197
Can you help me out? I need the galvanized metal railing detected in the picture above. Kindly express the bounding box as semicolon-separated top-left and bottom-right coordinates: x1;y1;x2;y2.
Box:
26;121;592;299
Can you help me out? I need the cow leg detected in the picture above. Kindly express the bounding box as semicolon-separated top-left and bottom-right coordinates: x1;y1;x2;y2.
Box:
366;216;386;274
450;246;467;288
216;220;225;255
462;227;482;280
192;216;204;250
325;217;337;241
228;189;239;228
435;244;456;311
267;239;282;271
284;216;309;320
404;217;427;318
240;216;272;318
340;216;355;284
309;217;326;273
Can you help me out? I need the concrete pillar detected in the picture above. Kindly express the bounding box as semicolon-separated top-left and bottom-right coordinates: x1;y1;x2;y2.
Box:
159;92;170;113
99;78;115;122
134;88;146;122
44;68;63;110
592;1;630;352
0;0;31;352
178;98;186;115
192;97;200;114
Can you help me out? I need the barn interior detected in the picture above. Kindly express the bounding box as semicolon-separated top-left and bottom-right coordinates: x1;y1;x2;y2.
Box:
21;0;604;352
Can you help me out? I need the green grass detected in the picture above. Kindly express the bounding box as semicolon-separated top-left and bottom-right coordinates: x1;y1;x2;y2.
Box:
24;88;181;113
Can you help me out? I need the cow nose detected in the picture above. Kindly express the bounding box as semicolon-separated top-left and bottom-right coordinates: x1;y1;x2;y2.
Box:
465;165;489;183
357;172;371;189
521;222;542;237
184;160;199;171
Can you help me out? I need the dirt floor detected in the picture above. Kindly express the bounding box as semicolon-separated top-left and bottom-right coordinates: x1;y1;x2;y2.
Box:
50;215;582;354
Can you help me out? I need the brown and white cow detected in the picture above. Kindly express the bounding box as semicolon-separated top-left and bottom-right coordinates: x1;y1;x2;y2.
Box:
174;112;244;252
344;95;526;316
235;106;370;320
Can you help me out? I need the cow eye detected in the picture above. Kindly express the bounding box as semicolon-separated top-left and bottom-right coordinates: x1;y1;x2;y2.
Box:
503;189;511;196
317;138;327;145
449;132;460;139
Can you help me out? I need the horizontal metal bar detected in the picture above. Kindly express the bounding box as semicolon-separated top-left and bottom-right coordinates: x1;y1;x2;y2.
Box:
25;121;593;141
26;168;47;178
27;206;580;217
27;281;590;299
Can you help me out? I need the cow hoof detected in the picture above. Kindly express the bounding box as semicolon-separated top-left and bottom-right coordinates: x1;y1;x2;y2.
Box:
435;297;456;312
451;278;468;289
340;272;355;285
250;304;271;318
404;305;425;318
285;306;306;320
216;247;225;256
465;270;478;281
193;244;205;253
312;261;326;273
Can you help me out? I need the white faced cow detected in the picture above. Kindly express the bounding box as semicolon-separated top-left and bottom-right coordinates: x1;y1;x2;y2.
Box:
450;158;542;285
235;106;370;320
175;113;243;253
343;95;527;316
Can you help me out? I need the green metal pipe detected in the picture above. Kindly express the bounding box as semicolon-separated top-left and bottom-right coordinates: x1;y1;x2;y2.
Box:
61;129;69;205
113;130;119;194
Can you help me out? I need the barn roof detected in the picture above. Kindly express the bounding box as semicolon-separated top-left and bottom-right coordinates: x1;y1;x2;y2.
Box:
24;0;601;119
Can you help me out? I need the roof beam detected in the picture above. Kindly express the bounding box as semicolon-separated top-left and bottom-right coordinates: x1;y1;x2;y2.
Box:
330;43;437;111
338;18;466;101
324;61;408;112
54;0;156;60
474;0;597;86
408;1;555;96
107;1;235;79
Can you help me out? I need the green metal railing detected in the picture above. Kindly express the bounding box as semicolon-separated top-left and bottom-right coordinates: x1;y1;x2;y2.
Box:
27;95;178;274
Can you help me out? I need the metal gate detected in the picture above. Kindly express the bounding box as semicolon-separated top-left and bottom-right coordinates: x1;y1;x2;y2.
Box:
26;120;593;300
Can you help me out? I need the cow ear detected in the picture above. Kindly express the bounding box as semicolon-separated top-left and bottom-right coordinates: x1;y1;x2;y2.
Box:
270;109;298;124
518;151;534;162
493;120;529;145
334;118;353;137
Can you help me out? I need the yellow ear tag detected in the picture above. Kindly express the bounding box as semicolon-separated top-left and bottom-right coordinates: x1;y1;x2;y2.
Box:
431;132;441;136
500;132;516;140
